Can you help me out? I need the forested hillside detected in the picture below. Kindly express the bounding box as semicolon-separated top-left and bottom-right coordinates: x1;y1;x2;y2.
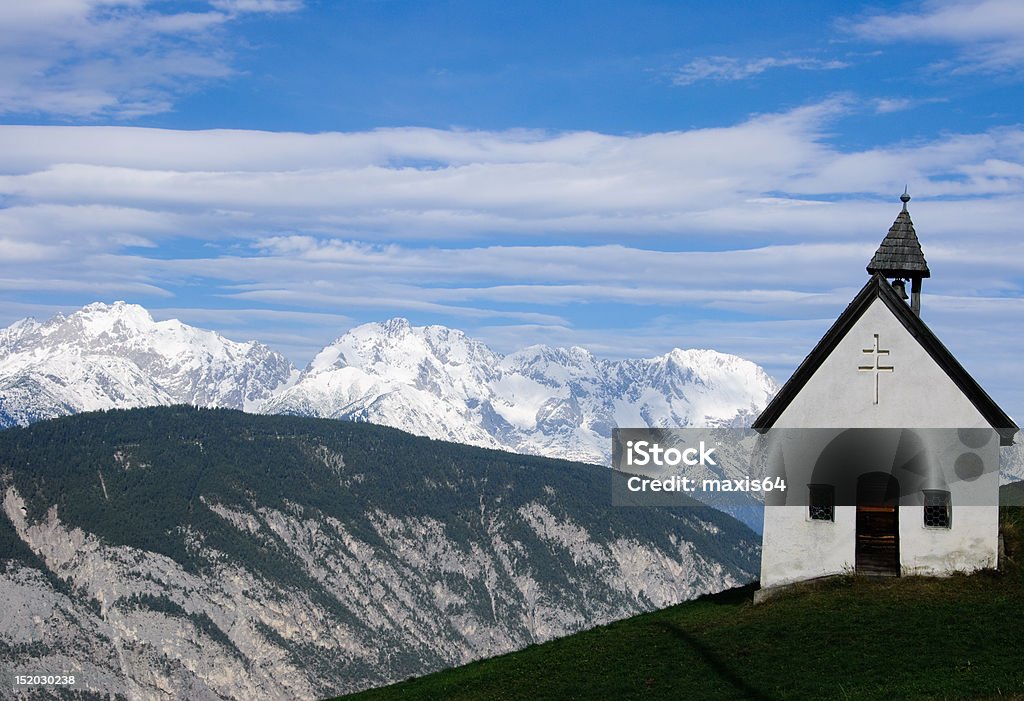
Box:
0;406;758;699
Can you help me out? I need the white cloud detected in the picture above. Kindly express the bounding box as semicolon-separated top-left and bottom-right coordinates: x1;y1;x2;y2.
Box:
843;0;1024;73
873;98;915;114
1;102;1023;309
57;233;1018;348
0;101;1021;413
845;0;1024;43
0;1;301;119
210;0;303;13
673;56;849;85
1;102;1023;250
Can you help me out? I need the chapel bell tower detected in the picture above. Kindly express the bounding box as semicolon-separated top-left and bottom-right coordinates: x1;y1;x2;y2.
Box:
866;190;930;315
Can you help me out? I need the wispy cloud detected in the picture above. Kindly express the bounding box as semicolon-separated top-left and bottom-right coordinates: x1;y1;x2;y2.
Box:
843;0;1024;73
3;99;1024;250
0;0;302;119
0;100;1021;411
672;55;849;86
871;96;948;114
211;0;303;12
874;98;915;114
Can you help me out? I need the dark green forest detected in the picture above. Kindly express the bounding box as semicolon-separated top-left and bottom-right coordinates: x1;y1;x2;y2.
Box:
0;406;759;627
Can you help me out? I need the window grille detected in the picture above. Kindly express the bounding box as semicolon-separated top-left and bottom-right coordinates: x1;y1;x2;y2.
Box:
923;490;951;529
808;484;834;521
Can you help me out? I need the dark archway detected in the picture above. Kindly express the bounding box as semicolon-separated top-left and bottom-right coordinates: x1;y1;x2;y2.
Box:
856;472;900;576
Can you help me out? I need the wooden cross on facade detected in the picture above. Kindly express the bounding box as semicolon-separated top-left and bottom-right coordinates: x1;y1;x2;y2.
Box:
858;333;893;405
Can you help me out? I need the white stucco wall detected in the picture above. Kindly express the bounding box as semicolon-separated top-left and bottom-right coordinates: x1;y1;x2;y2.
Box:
761;505;856;587
901;504;998;575
760;297;1001;589
772;299;992;430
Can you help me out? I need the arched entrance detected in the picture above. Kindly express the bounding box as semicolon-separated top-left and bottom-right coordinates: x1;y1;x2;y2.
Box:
855;472;900;576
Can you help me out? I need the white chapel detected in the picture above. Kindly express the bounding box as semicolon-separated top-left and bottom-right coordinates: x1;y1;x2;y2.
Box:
752;192;1018;593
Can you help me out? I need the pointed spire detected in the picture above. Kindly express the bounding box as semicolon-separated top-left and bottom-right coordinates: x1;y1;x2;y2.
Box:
866;190;930;279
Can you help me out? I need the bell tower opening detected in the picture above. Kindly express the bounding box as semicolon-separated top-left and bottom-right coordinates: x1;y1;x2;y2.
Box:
866;189;930;316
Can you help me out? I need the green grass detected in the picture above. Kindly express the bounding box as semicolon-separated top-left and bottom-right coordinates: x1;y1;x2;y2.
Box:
333;501;1024;701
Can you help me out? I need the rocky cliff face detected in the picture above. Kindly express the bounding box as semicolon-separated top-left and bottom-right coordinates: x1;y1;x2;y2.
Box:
0;407;759;700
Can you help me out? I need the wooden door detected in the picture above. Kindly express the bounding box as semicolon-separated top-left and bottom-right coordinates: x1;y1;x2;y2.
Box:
855;472;900;576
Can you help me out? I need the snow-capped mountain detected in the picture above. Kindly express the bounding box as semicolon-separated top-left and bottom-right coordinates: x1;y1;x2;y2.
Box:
261;317;778;464
0;304;777;463
0;302;295;428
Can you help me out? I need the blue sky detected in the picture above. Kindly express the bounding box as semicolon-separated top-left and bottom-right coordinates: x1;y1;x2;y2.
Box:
1;0;1023;419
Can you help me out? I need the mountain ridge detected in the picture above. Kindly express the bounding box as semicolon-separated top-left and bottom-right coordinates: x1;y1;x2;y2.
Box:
260;315;779;464
0;303;778;466
0;406;759;699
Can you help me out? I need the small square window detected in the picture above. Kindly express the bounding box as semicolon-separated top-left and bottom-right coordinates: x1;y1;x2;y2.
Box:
808;484;834;521
923;490;951;529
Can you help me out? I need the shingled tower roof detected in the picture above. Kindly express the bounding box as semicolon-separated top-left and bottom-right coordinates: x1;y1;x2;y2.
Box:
866;190;931;278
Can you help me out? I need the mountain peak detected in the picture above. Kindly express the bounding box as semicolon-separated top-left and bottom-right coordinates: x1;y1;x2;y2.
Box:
80;300;148;316
305;317;497;381
271;321;778;464
0;302;296;425
6;316;40;333
73;300;155;335
379;317;412;334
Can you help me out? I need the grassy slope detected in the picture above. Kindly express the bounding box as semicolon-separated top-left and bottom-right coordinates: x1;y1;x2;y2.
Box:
336;495;1024;701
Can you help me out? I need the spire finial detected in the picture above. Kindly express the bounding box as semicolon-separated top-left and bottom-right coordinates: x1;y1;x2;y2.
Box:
900;186;910;212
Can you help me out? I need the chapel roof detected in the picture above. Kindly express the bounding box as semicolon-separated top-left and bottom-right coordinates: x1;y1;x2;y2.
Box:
866;191;931;278
751;274;1018;445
